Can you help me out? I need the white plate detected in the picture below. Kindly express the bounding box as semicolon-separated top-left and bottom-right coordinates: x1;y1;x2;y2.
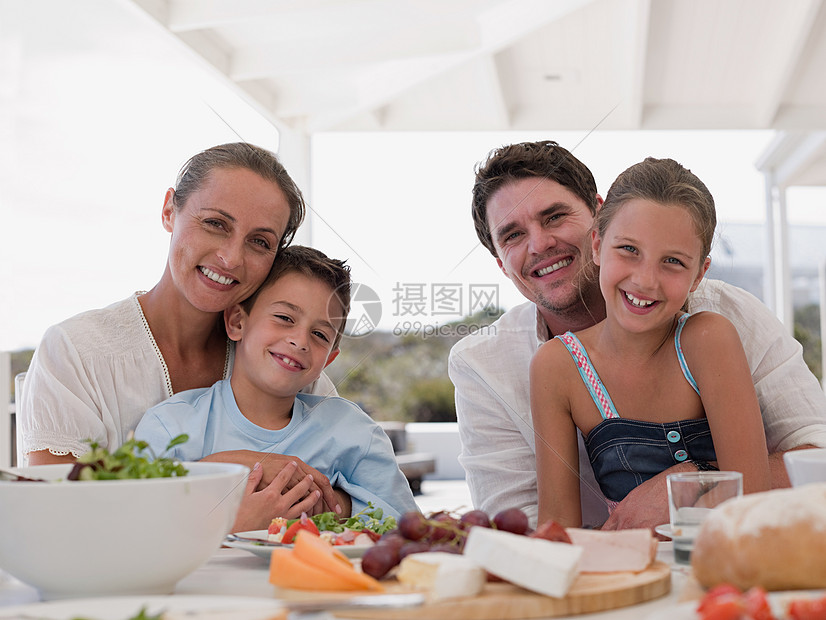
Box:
654;524;673;539
644;590;826;620
224;529;372;560
0;595;284;620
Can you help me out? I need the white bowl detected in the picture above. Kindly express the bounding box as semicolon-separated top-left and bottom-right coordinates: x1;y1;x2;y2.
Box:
784;448;826;487
0;462;248;600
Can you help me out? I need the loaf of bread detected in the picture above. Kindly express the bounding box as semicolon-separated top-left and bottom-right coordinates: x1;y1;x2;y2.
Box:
692;483;826;591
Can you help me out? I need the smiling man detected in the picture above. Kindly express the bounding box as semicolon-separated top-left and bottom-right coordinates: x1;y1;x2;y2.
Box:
449;140;826;530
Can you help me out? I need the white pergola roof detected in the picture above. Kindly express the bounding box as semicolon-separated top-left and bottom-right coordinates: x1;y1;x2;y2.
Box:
126;0;826;135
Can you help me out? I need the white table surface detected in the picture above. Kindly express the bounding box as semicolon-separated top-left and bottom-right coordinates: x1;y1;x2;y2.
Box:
0;542;695;619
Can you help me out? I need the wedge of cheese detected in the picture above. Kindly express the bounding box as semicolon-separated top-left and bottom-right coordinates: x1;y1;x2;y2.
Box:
396;552;486;602
564;528;656;573
463;528;582;598
269;530;383;592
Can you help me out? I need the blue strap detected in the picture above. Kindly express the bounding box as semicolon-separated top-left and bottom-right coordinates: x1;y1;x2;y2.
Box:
675;314;700;396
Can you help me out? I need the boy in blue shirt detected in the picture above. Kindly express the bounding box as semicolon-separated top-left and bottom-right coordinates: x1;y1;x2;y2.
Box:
136;246;418;530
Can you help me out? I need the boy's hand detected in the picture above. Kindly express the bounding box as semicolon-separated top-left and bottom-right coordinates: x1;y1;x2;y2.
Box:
307;488;353;517
230;462;320;532
202;450;342;515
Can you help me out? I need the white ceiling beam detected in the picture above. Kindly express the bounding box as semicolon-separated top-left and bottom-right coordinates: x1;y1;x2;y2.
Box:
230;21;481;80
176;30;232;75
640;104;770;130
300;57;452;132
773;105;826;130
753;0;825;128
621;0;651;129
476;55;511;129
757;132;826;188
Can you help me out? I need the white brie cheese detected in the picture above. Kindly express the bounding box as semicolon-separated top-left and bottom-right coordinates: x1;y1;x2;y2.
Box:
396;551;486;601
463;528;582;598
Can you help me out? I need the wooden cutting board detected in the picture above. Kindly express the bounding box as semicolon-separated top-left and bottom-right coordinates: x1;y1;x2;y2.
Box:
277;561;671;620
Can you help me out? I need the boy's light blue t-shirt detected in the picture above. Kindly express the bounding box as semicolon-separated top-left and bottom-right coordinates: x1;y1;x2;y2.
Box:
135;379;418;519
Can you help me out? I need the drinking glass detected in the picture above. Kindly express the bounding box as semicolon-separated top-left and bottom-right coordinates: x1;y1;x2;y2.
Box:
666;470;743;564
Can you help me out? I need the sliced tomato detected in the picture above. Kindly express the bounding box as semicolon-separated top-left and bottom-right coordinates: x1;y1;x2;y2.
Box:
698;585;743;614
697;585;746;620
701;585;743;602
697;596;745;620
281;513;320;544
788;595;826;620
742;587;775;620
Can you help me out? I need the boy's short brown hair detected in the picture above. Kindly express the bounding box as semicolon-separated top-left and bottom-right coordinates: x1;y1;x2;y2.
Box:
241;246;352;348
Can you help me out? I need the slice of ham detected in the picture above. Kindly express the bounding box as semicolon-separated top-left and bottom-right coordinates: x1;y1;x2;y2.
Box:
565;528;656;573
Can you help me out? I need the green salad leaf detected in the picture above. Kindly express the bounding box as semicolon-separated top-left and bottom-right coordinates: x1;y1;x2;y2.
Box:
68;434;190;480
287;502;397;535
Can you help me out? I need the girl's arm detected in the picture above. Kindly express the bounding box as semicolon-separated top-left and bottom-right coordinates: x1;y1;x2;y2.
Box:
530;340;583;527
683;312;771;494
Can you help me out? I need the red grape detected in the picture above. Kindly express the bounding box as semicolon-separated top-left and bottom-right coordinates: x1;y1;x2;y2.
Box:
361;544;400;580
399;540;431;560
398;512;430;541
492;507;529;535
428;512;459;543
376;531;405;549
459;509;491;529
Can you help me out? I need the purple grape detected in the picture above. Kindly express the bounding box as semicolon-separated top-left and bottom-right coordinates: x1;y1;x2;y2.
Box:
427;512;459;543
398;512;430;541
399;541;431;560
459;509;492;529
361;544;400;580
492;507;529;535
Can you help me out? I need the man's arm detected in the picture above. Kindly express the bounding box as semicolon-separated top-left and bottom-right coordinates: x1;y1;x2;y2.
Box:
449;346;540;526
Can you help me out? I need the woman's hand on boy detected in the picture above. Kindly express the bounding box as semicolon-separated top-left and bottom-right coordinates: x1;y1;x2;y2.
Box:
230;461;320;532
202;449;341;514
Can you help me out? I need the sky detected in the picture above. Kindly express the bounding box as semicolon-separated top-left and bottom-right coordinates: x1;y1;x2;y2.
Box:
3;1;826;352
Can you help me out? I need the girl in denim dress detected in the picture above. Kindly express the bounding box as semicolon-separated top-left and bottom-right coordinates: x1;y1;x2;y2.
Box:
530;157;771;528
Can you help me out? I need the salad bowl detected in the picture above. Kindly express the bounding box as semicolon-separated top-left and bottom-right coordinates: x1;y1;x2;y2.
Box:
0;461;248;600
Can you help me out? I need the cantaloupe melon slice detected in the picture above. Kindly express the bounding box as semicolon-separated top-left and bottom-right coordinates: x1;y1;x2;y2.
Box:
269;548;367;591
291;530;383;591
268;531;384;592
